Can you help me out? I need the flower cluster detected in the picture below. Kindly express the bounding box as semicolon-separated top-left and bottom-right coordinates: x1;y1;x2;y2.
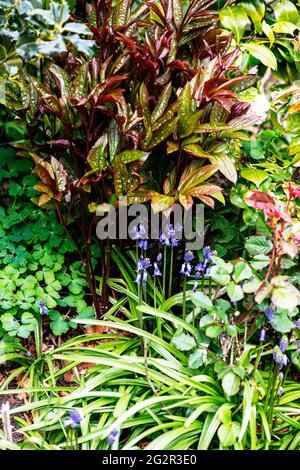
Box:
193;246;214;291
135;257;152;286
63;409;83;428
273;345;288;370
159;224;181;247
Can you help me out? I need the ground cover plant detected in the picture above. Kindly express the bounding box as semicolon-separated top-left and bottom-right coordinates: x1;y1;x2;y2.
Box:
0;0;300;451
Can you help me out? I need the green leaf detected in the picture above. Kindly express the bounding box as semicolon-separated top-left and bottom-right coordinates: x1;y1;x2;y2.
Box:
274;0;299;25
188;348;207;368
250;254;270;270
49;312;70;336
171;332;196;351
240;0;265;33
117;150;148;164
206;325;223;338
245;236;273;256
233;262;252;283
273;21;298;35
218;422;240;447
151;83;172;124
272;312;294;333
190;292;213;309
227;282;244;302
262;21;275;47
222;372;240;396
220;6;249;43
240;168;269;187
1;313;19;334
271;285;300;310
146;116;179;150
242;43;277;70
178;111;202;139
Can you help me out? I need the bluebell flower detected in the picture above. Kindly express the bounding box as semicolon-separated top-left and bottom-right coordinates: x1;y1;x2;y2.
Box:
279;336;288;352
264;306;276;323
277;386;284;397
107;429;119;446
273;346;288;370
156;253;162;262
153;262;162;277
25;351;32;357
135;257;152;286
138;240;148;250
278;372;284;381
260;328;266;342
159;233;170;246
193;271;202;291
184;251;194;262
180;262;192;276
131;223;147;240
203;246;212;260
39;300;49;315
63;409;83;428
294;320;300;329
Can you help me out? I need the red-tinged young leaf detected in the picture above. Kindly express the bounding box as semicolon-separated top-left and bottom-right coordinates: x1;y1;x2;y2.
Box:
244;191;275;211
51;157;68;192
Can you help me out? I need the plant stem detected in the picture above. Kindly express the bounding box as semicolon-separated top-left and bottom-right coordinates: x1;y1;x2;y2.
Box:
168;246;173;298
182;276;187;321
162;244;167;301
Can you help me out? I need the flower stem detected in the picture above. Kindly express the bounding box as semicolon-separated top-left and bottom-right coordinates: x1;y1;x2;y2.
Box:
162;245;167;301
182;277;187;321
168;246;173;298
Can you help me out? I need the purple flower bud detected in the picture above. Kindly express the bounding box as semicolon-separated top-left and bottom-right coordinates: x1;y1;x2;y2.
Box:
279;336;288;352
25;351;32;357
63;409;83;428
203;246;212;260
170;237;179;247
156;253;162;262
264;307;276;323
131;223;147;240
278;372;284;381
159;233;170;246
282;354;288;367
107;429;119;447
260;328;266;342
180;262;192;276
142;270;148;286
277;386;284;397
184;251;194;262
294;320;300;330
39;300;49;315
138;240;148;250
153;262;162;277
